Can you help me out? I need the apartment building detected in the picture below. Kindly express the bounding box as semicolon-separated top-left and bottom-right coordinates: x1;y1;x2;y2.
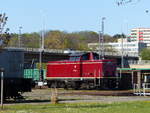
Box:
129;28;150;47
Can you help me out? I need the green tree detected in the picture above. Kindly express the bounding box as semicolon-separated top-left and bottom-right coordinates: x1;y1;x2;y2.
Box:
64;33;79;49
8;30;118;51
7;33;18;47
76;31;99;43
140;48;150;60
44;30;66;49
0;13;11;48
8;32;40;48
104;34;115;42
22;32;40;48
112;34;127;42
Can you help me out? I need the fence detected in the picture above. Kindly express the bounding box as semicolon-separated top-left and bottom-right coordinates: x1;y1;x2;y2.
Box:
133;83;150;96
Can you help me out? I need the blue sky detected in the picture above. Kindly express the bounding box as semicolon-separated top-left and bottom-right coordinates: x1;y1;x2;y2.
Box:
1;0;150;35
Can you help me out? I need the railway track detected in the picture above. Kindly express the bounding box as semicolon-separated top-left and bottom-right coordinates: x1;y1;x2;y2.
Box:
4;88;150;104
60;90;134;96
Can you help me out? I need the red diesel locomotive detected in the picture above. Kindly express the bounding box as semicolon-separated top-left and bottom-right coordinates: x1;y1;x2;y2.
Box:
46;52;118;89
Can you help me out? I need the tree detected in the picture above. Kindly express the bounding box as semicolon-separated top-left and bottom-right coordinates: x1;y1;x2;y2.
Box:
113;33;126;38
7;34;18;47
112;33;126;42
0;13;11;48
76;31;99;43
7;30;117;51
8;32;40;48
44;30;66;49
22;32;40;48
104;34;115;42
64;33;79;49
140;48;150;60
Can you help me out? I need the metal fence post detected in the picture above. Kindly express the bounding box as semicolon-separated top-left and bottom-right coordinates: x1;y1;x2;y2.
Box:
1;68;4;109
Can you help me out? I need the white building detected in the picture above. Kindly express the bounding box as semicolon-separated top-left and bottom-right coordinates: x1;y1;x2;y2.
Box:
129;28;150;47
109;39;146;54
88;38;146;55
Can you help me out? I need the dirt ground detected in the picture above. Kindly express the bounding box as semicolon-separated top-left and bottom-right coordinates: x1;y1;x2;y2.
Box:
4;88;150;104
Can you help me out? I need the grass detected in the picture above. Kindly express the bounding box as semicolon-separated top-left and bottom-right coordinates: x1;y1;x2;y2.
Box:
1;101;150;113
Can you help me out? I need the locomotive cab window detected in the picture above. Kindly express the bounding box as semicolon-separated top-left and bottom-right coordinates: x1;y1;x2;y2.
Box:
93;53;99;60
81;53;90;61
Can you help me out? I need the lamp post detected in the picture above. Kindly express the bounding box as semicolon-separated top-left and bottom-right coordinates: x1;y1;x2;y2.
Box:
18;26;22;48
121;34;124;68
39;30;44;82
99;17;106;59
39;11;45;83
99;31;102;59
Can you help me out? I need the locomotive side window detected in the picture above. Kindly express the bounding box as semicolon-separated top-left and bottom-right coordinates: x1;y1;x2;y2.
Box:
81;53;90;60
69;56;80;61
93;53;99;60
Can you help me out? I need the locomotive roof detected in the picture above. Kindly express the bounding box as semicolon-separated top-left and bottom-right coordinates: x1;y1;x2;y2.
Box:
69;52;97;57
69;52;86;57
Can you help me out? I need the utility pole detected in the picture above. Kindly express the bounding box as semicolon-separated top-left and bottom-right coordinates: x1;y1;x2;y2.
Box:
18;26;22;48
121;34;124;68
99;31;102;59
39;29;44;82
99;17;105;59
39;11;45;83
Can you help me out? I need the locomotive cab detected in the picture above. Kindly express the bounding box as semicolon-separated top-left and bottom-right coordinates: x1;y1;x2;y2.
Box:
46;52;117;89
69;52;99;61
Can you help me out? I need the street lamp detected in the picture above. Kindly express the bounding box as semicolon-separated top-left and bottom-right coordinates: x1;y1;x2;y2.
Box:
99;17;106;59
18;26;22;48
39;30;44;82
121;34;124;68
39;11;45;83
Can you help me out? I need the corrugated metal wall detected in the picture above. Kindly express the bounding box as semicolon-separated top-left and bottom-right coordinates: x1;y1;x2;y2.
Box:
0;49;24;78
24;69;46;81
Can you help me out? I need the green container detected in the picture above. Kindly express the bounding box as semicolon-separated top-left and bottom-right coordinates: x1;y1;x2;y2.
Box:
24;69;46;81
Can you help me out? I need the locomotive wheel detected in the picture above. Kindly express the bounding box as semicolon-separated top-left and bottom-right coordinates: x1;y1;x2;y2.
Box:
72;82;81;90
51;82;57;88
107;79;117;89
